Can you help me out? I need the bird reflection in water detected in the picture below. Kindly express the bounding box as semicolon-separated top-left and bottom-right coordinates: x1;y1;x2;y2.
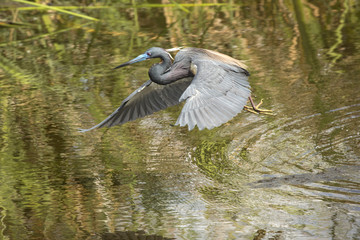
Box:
81;47;272;132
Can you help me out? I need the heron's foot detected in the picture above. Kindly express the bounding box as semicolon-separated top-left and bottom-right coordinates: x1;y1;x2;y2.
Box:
244;99;274;115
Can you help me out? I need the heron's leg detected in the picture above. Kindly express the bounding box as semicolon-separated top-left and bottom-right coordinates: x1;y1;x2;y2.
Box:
244;96;274;115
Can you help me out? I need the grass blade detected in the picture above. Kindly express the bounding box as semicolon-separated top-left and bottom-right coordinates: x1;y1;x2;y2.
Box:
12;0;99;21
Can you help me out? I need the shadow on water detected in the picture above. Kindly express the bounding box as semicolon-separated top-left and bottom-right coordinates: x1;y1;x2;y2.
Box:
101;231;175;240
249;165;360;190
1;0;360;239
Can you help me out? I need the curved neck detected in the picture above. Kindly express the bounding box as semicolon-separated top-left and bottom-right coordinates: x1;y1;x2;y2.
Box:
149;56;190;85
148;56;172;85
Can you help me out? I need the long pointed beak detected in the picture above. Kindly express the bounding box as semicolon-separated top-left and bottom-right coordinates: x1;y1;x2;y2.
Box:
114;53;150;69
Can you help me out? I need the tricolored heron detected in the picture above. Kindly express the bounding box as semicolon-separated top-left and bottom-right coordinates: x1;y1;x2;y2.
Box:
81;47;272;132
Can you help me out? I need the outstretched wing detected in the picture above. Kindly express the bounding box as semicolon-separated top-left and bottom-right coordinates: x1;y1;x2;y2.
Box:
81;77;193;132
175;58;251;130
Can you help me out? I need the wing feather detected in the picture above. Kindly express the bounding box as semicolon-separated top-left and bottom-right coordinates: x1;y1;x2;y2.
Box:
175;56;251;130
81;77;193;132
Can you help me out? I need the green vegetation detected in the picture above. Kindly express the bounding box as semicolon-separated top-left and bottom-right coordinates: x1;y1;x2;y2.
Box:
0;0;359;239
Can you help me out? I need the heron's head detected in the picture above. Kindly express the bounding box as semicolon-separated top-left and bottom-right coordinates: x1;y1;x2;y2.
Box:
114;47;172;69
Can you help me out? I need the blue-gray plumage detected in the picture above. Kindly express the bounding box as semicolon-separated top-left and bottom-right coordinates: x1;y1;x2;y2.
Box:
81;47;270;132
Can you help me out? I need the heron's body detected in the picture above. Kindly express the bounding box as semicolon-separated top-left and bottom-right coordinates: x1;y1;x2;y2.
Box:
82;47;256;131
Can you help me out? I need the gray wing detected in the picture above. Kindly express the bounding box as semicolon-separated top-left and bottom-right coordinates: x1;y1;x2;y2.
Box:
81;77;193;132
175;59;251;130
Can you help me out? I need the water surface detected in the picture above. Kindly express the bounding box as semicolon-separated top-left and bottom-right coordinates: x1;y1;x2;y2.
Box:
1;1;360;239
